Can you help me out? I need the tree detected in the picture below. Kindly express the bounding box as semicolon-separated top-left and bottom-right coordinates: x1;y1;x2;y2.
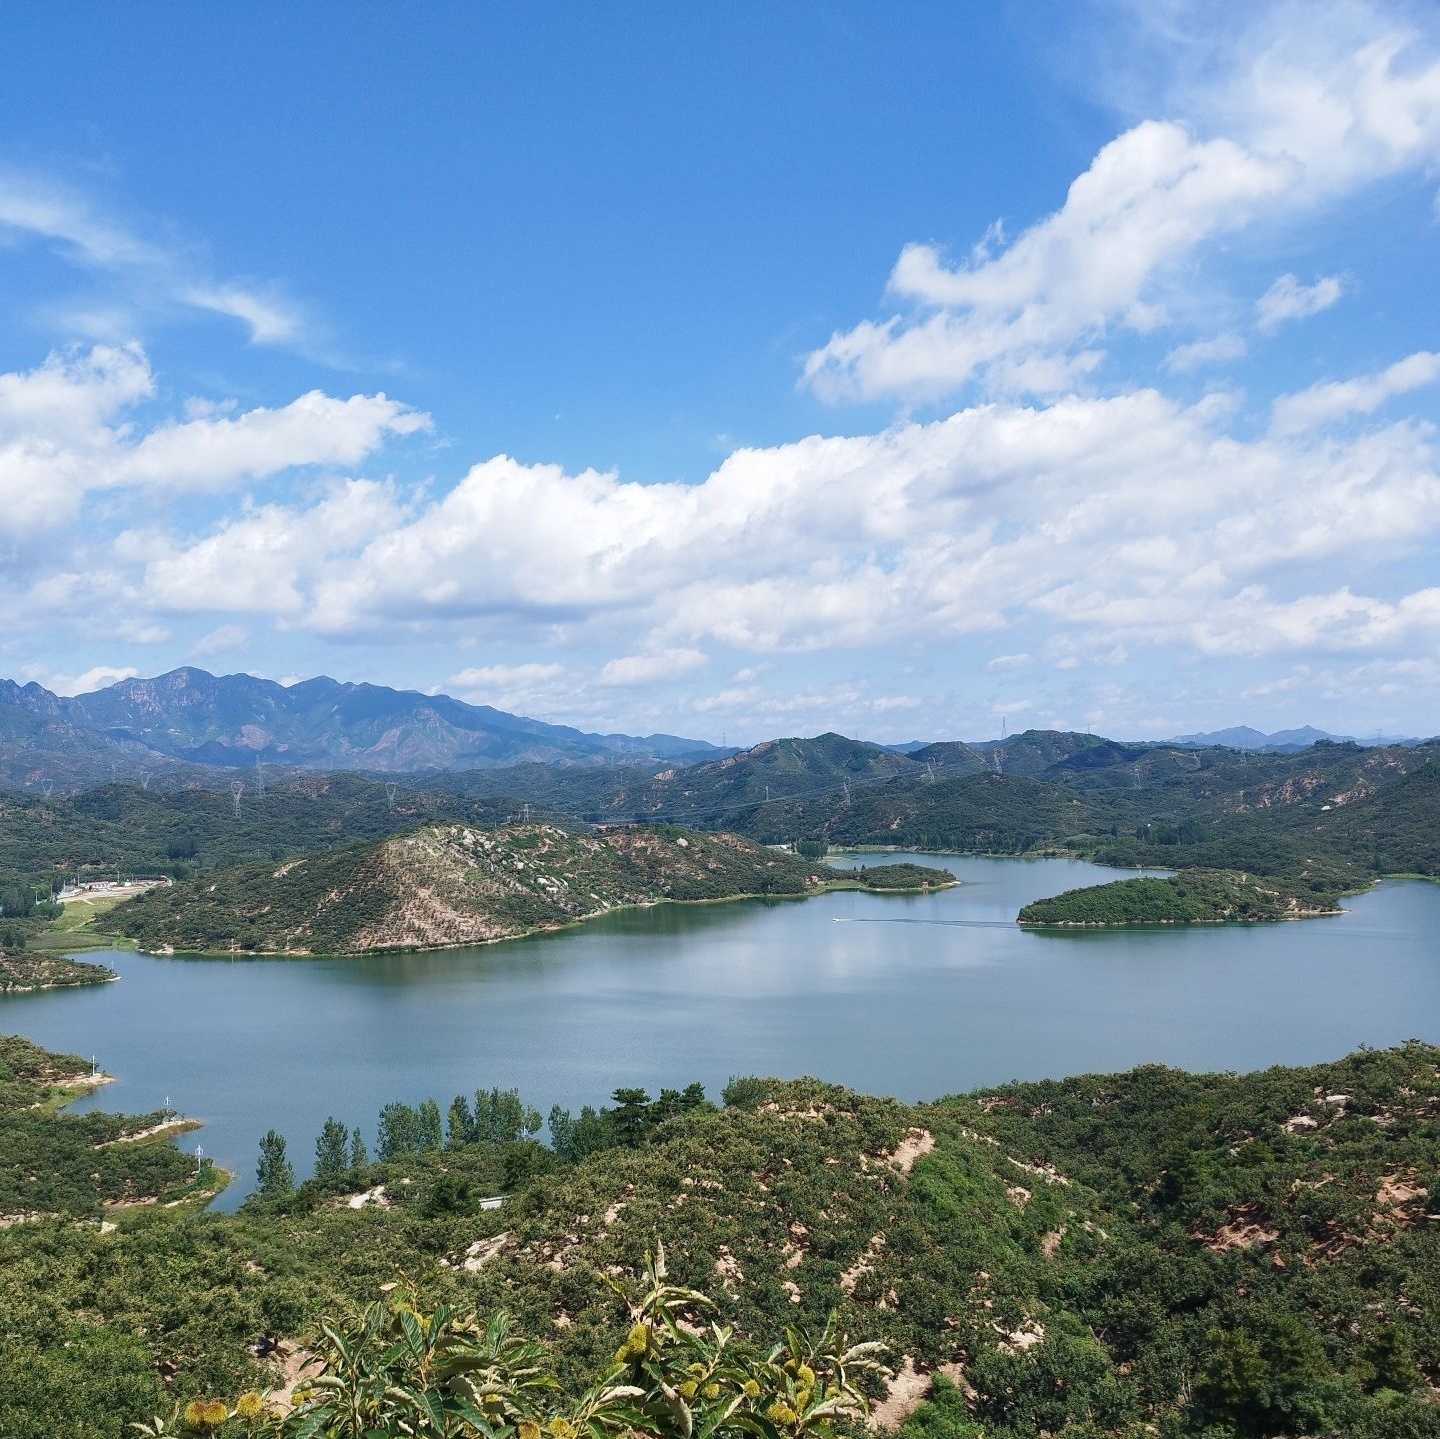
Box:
349;1128;368;1171
446;1094;475;1148
418;1098;443;1151
474;1087;542;1145
547;1104;574;1161
610;1087;651;1147
377;1102;422;1161
255;1129;293;1200
313;1117;349;1187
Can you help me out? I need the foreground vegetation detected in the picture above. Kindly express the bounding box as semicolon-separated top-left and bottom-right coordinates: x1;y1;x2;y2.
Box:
1017;868;1345;926
0;1034;1436;1437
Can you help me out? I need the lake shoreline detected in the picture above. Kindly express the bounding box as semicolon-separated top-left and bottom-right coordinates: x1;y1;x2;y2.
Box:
125;870;962;961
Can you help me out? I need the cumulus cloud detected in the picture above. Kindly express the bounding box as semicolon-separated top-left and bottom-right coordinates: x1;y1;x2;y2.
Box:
68;379;1434;679
1255;273;1344;331
802;14;1440;405
1270;350;1440;433
137;480;406;614
598;649;709;688
804;121;1284;402
0;344;428;544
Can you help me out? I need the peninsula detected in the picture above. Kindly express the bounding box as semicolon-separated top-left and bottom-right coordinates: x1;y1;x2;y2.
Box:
113;822;957;956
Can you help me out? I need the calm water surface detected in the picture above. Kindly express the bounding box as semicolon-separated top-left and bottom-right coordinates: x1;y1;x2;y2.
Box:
4;855;1438;1207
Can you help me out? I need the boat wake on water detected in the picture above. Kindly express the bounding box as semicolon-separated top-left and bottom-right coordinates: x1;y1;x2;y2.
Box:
832;916;1015;929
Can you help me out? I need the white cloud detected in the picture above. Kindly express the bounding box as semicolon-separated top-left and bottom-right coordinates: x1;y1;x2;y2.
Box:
0;169;309;347
1255;273;1344;331
598;649;709;688
1164;332;1248;373
180;284;303;346
21;662;138;696
802;13;1440;407
190;624;250;658
804;121;1285;403
0;345;428;544
115;388;430;491
446;663;572;713
1270;350;1440;433
50;378;1436;681
137;480;405;614
985;652;1032;672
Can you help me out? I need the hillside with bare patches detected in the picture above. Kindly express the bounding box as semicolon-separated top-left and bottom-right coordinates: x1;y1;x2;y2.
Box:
113;822;846;955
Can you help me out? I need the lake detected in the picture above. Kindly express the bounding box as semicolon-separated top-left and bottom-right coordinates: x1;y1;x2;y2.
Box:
4;854;1438;1208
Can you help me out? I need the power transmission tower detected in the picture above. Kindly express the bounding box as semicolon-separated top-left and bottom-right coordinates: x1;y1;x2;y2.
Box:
231;780;244;819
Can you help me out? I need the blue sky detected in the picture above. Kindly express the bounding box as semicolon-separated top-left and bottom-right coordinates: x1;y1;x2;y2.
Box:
2;1;1440;744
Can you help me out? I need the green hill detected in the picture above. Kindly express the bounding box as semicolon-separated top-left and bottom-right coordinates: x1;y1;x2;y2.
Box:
1017;868;1344;926
111;822;927;955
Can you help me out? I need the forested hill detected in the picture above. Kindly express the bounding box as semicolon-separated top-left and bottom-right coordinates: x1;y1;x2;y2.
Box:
1017;869;1344;926
410;731;1440;859
4;732;1438;911
3;1037;1439;1436
0;773;538;883
111;822;931;955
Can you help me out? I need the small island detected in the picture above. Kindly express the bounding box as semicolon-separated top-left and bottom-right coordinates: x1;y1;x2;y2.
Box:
113;822;957;957
1017;868;1344;927
834;861;954;891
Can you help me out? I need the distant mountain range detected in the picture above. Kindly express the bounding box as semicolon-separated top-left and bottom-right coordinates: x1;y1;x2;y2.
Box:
0;664;1428;798
0;667;722;789
1167;724;1423;753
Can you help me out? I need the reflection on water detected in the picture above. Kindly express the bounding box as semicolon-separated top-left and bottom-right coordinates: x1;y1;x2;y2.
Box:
5;856;1437;1208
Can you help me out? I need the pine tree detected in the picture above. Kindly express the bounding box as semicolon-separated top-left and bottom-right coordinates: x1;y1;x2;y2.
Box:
313;1117;350;1186
349;1129;368;1170
610;1087;651;1147
256;1129;294;1200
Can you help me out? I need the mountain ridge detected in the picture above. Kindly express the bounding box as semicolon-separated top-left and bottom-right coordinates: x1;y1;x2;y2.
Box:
0;667;722;781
